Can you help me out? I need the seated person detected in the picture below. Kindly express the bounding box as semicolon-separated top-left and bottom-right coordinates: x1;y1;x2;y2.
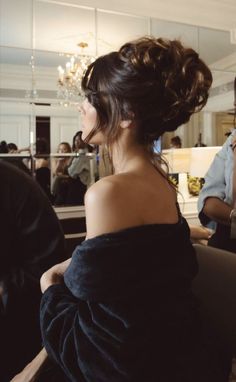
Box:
0;140;8;153
37;37;229;381
52;142;72;177
54;132;91;206
35;138;52;201
198;130;236;252
7;142;18;153
52;142;72;204
0;141;31;175
0;161;66;381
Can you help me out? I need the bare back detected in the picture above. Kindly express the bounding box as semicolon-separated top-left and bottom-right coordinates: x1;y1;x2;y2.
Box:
85;163;179;239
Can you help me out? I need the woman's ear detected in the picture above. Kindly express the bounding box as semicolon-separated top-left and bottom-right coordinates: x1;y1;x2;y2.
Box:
120;120;132;129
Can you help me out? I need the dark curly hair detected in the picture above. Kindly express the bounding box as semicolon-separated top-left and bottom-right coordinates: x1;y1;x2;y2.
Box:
72;131;94;153
170;135;182;148
82;36;212;152
0;141;9;153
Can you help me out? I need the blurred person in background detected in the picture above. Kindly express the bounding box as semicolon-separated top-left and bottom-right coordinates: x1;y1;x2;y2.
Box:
0;160;66;381
170;135;182;148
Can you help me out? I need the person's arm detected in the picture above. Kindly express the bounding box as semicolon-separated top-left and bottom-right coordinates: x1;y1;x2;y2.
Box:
51;158;59;176
40;258;71;293
229;137;236;238
231;137;236;207
39;179;125;380
189;224;212;245
40;270;85;381
40;257;90;382
17;146;30;154
198;136;232;226
202;197;232;226
10;348;48;382
67;157;82;178
55;160;63;176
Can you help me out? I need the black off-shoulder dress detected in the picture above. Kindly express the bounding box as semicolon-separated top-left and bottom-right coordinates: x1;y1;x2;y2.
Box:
40;214;230;382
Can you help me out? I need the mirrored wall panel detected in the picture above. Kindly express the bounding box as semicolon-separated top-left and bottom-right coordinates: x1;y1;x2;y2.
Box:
0;0;235;207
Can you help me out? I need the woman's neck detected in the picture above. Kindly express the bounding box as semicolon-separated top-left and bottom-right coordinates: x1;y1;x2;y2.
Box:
111;134;150;174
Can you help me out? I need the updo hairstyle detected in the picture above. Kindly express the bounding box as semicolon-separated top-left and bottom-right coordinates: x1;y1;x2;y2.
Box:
82;36;212;149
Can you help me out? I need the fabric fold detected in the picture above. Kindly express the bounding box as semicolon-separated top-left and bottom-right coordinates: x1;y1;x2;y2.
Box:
40;218;225;381
64;219;196;302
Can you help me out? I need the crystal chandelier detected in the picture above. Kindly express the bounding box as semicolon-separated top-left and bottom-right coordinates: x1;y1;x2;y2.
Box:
57;42;95;106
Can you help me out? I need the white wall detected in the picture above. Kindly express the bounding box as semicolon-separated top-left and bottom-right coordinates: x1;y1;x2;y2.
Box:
0;101;81;151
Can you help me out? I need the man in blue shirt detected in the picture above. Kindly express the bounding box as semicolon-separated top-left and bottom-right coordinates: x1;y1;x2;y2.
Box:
198;130;236;252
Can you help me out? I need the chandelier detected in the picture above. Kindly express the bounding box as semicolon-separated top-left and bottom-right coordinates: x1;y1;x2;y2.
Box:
57;42;95;106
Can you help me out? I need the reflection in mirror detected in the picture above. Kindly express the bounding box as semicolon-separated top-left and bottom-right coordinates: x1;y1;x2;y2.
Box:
32;150;98;206
1;6;236;208
0;45;33;99
49;135;98;206
0;153;33;177
0;151;97;207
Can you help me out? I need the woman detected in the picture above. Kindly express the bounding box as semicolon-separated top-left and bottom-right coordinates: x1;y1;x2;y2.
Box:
52;142;72;177
52;142;72;205
15;37;229;381
59;131;92;205
67;131;91;186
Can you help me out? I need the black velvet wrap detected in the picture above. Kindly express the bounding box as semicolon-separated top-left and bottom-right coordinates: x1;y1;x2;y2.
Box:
40;218;228;382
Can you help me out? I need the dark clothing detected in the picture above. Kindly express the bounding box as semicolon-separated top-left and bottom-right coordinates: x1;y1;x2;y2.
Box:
0;161;66;381
194;143;207;147
199;210;236;253
53;151;90;206
53;176;87;206
40;217;228;381
208;223;236;252
4;157;32;176
35;166;53;202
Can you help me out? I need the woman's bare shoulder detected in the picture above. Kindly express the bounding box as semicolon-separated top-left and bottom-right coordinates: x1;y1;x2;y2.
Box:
85;175;121;203
84;175;132;239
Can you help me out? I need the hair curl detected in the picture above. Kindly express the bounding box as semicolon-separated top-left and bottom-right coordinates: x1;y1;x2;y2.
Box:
82;36;212;148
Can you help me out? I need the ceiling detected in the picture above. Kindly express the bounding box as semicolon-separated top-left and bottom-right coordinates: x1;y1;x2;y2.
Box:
1;0;235;62
66;0;236;31
1;0;236;49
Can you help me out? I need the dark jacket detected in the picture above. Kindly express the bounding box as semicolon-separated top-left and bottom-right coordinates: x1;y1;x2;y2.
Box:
0;160;66;381
40;216;228;382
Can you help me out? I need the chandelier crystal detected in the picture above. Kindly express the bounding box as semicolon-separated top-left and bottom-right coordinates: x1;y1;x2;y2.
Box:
57;42;95;106
25;54;38;100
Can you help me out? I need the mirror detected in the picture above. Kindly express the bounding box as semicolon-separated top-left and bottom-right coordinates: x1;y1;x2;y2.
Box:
1;0;236;206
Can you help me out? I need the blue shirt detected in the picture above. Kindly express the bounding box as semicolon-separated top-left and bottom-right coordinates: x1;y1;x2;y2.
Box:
198;130;236;226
